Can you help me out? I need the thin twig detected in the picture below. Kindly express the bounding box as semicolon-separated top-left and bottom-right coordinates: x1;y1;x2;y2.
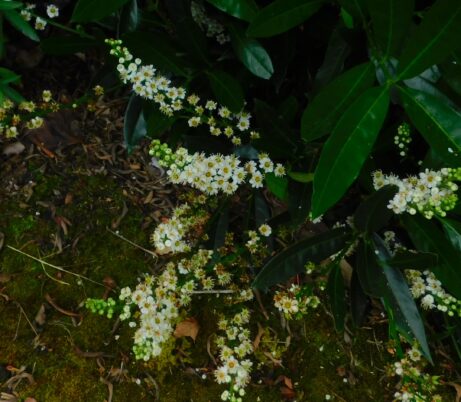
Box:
190;290;235;294
14;302;38;337
7;245;105;287
106;228;158;259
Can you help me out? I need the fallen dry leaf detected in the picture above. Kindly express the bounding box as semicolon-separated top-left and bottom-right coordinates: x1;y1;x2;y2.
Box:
24;398;37;402
174;318;200;341
0;273;11;283
280;385;296;400
34;304;46;326
2;142;25;156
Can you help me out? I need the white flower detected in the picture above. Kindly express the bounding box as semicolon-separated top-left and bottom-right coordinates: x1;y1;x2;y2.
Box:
46;4;59;18
258;224;272;237
35;17;47;30
421;294;435;310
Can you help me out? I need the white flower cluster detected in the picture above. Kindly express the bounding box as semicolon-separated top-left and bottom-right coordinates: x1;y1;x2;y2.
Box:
151;204;194;254
215;310;253;401
392;345;442;402
19;3;52;30
273;284;320;319
149;140;285;196
118;249;215;361
118;267;181;361
394;122;411;157
406;269;461;317
108;39;260;145
191;1;230;45
372;168;460;218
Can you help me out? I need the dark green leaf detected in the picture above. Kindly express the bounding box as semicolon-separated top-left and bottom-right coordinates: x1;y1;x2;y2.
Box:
0;67;20;85
213;204;230;251
397;0;461;80
388;250;438;270
402;214;461;298
207;70;244;112
253;228;350;290
124;32;190;78
311;86;390;218
72;0;131;22
327;264;346;332
367;0;414;57
350;269;369;327
247;0;324;38
288;171;314;183
301;63;375;141
0;1;22;10
265;173;288;200
440;218;461;254
356;240;387;297
41;36;99;55
440;62;461;96
287;181;311;225
339;0;367;21
120;0;140;34
254;190;270;227
0;84;24;103
398;86;461;164
145;104;176;138
312;27;351;94
124;94;147;153
373;235;432;362
354;185;398;233
206;0;258;21
4;10;39;41
228;23;274;79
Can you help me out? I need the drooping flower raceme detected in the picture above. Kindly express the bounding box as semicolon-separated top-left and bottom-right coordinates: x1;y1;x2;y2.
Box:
149;140;285;196
372;168;461;218
107;39;258;145
406;269;461;317
191;1;229;45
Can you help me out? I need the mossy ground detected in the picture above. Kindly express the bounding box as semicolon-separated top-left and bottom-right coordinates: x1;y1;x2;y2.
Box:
0;142;455;401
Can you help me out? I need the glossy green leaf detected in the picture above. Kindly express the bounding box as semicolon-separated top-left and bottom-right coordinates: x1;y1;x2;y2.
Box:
311;27;350;94
206;0;258;21
397;0;461;80
72;0;131;22
388;250;438;270
253;228;350;290
0;1;22;10
367;0;414;57
327;264;346;332
0;83;24;103
350;269;369;327
402;214;461;299
398;86;461;164
339;0;367;21
373;235;431;362
356;240;387;297
228;24;273;79
124;32;190;78
4;10;39;41
41;36;99;55
145;105;176;139
440;62;461;96
354;185;398;234
247;0;324;38
311;86;390;218
440;218;461;254
207;70;244;112
0;67;20;85
265;173;288;200
288;171;314;183
301;63;375;141
124;95;147;154
120;0;140;34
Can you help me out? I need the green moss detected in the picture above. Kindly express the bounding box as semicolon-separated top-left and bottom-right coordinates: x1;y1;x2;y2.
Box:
0;168;455;402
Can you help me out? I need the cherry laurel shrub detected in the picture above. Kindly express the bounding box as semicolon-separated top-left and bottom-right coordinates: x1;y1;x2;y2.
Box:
3;0;461;401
